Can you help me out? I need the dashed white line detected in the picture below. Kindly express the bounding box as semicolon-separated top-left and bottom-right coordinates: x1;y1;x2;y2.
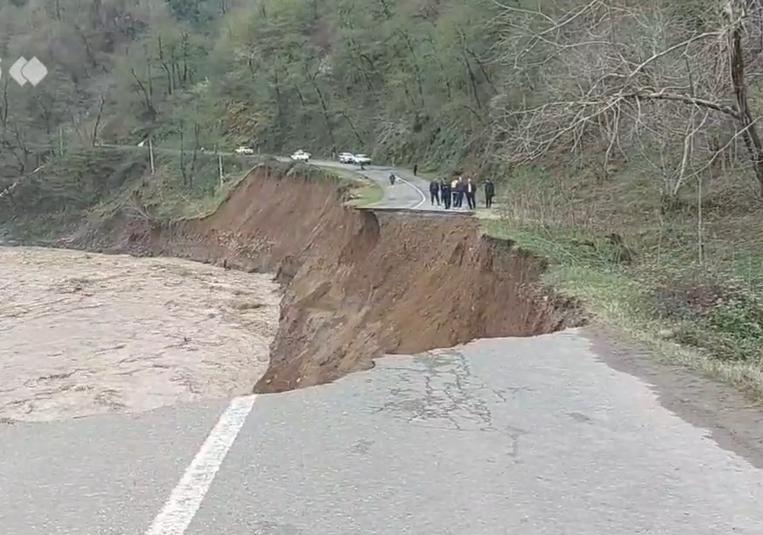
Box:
145;395;256;535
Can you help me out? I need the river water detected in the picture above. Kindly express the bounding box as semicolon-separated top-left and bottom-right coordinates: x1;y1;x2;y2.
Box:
0;246;280;422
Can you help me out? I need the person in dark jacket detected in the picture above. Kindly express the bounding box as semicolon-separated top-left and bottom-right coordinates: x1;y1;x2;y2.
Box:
441;180;452;209
429;179;440;205
465;177;477;210
484;178;495;208
455;176;465;208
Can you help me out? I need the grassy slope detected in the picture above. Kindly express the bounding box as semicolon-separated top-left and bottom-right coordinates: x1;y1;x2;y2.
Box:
0;150;380;241
328;167;384;208
481;162;763;398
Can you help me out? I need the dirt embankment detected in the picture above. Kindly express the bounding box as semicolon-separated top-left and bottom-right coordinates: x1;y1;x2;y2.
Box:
75;165;583;393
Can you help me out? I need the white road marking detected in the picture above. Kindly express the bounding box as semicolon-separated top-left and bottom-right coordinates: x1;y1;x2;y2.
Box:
145;395;256;535
306;159;427;209
395;174;427;209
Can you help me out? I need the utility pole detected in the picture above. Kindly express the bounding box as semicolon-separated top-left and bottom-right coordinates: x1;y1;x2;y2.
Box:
148;135;155;175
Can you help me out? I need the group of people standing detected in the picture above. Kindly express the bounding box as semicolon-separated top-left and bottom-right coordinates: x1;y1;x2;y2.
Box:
428;176;495;210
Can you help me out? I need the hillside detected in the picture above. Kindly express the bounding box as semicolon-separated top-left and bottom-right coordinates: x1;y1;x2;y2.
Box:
0;0;500;176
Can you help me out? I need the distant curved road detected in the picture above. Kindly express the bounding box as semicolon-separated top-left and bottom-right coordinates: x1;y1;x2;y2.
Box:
90;145;453;212
308;159;436;211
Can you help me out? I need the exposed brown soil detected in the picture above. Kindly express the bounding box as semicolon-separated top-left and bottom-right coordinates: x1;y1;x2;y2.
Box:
70;165;584;393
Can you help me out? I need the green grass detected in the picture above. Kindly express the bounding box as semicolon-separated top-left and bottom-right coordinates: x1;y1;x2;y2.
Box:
346;181;384;207
481;162;763;399
137;153;257;220
309;165;384;207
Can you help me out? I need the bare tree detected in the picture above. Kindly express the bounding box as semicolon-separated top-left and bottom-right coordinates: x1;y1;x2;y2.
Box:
130;67;156;119
178;117;201;188
494;0;763;197
157;35;175;95
91;94;105;147
129;44;157;120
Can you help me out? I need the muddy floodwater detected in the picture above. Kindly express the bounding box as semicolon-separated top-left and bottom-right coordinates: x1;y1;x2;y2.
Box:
0;246;280;422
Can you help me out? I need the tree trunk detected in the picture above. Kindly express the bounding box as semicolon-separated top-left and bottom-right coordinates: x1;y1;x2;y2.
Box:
727;0;763;195
74;24;98;68
399;31;425;107
179;123;187;186
189;122;200;187
90;0;103;29
1;77;9;132
158;36;174;95
339;111;364;145
92;95;105;146
459;30;485;110
181;33;190;84
130;68;156;119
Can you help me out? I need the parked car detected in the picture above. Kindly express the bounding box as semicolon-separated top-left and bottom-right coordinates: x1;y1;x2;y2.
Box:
235;146;254;155
353;153;371;165
291;149;311;161
338;152;355;164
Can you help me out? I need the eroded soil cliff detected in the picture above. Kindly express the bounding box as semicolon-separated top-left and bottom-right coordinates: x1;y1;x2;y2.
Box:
70;165;583;392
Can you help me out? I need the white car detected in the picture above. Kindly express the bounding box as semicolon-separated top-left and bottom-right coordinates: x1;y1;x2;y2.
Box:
353;153;371;165
235;146;254;155
291;149;311;161
338;152;355;164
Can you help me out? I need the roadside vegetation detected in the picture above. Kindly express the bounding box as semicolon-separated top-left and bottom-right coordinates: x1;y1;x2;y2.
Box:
0;0;762;395
353;182;385;207
329;168;384;207
483;162;763;397
0;146;376;243
0;147;261;238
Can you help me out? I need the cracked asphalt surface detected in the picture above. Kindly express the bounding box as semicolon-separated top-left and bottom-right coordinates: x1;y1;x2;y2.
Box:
3;331;762;533
2;160;763;534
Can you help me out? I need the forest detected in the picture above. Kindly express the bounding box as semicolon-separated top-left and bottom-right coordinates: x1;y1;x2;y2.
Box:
0;0;501;176
2;0;763;197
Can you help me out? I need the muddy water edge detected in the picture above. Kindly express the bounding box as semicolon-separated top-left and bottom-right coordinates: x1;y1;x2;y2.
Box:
0;246;280;422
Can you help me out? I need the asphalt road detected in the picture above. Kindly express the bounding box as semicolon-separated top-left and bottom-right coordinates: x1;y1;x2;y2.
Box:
281;157;468;213
2;157;763;534
3;333;762;534
309;160;442;211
